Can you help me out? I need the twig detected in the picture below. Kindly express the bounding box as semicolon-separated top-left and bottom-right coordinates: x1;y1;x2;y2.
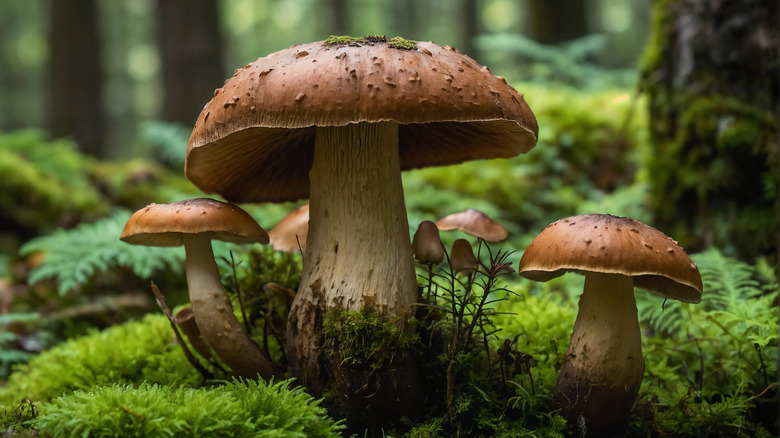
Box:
150;282;213;379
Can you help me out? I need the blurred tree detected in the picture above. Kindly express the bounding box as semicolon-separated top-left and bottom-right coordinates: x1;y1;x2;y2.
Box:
48;0;105;157
526;0;588;44
156;0;225;127
461;0;480;60
641;0;779;260
319;0;350;35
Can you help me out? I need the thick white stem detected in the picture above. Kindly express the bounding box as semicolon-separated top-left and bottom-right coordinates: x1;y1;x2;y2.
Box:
184;234;277;379
287;121;417;386
554;272;644;435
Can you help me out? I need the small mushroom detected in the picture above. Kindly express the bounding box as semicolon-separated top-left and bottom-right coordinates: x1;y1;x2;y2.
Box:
120;198;281;380
450;239;479;274
268;203;309;253
518;214;702;436
435;209;509;242
412;220;444;265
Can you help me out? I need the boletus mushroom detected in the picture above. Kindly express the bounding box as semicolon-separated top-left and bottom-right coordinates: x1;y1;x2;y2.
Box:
518;214;703;436
120;198;281;380
183;35;538;419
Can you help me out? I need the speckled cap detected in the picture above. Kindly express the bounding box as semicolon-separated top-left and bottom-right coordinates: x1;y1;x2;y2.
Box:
185;38;538;203
120;198;269;246
518;214;703;303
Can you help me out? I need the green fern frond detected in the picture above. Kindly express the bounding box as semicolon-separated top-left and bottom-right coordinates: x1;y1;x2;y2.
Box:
20;210;183;295
139;120;190;168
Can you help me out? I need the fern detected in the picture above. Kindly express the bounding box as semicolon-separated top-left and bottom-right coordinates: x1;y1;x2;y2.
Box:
139;120;190;168
20;210;183;295
0;312;39;377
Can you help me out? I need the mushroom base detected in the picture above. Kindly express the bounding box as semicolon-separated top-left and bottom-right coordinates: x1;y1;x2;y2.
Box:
554;272;644;437
286;122;421;425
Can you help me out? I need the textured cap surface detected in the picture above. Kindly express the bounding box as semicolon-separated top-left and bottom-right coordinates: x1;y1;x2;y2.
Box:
518;214;703;303
435;209;509;242
120;198;269;246
185;38;538;203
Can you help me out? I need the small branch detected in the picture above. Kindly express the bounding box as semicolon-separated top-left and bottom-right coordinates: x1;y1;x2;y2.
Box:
150;282;213;380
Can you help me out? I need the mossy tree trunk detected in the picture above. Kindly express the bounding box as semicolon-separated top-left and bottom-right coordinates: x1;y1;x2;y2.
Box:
640;0;778;260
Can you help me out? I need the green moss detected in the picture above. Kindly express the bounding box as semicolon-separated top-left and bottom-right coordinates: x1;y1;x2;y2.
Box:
0;314;199;407
32;380;343;438
322;308;417;371
323;35;362;46
387;36;417;50
323;35;417;50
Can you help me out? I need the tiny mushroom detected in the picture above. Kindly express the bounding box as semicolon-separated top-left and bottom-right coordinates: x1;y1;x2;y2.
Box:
120;198;280;380
268;203;309;253
517;214;703;436
435;209;509;242
450;238;479;274
412;220;445;265
183;35;538;398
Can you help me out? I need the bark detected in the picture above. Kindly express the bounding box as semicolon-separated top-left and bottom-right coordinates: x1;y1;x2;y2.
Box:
47;0;105;157
156;0;224;126
554;273;644;437
286;121;420;429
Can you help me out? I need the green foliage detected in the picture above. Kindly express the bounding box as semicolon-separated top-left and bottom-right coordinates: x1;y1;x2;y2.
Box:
0;313;199;406
0;312;39;377
32;379;343;438
0;130;108;231
139;120;190;169
476;33;638;89
633;248;778;436
20;210;183;295
323;308;417;372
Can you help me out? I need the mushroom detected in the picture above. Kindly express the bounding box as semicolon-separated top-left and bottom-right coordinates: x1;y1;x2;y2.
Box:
412;220;445;265
435;209;509;242
183;36;538;396
517;214;703;436
450;238;479;274
268;203;309;253
120;198;281;380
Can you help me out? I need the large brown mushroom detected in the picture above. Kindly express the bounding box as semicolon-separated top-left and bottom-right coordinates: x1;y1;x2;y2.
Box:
183;36;538;413
518;214;702;436
120;198;280;380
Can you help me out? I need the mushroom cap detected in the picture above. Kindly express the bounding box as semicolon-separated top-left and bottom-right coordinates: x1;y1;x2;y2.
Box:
268;203;309;252
451;238;479;273
185;38;538;203
120;198;269;246
435;209;509;242
411;220;444;264
518;214;703;303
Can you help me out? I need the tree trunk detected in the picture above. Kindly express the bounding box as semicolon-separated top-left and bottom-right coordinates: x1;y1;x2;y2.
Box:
48;0;105;157
525;0;588;44
640;0;779;260
156;0;225;127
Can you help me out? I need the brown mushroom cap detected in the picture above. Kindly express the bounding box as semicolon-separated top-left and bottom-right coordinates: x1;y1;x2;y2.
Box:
518;214;703;303
435;209;509;242
185;38;538;203
120;198;269;246
268;203;309;252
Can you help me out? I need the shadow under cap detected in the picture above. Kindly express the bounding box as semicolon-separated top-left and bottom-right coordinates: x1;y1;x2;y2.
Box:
518;214;703;303
185;39;538;203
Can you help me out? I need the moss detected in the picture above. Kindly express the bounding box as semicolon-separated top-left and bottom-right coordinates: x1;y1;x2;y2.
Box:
31;380;343;437
322;308;417;371
323;35;417;50
0;313;199;407
387;36;417;50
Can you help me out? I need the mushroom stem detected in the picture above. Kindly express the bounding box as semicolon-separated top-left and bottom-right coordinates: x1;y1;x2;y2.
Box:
287;120;418;388
554;272;644;436
183;234;279;380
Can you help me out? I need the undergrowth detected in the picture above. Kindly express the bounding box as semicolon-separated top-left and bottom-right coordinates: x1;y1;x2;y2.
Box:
32;379;343;438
